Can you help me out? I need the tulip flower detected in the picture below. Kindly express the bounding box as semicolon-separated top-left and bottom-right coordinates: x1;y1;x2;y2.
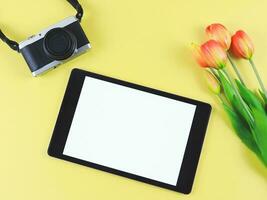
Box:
231;30;267;98
230;30;254;59
206;23;231;50
200;40;227;69
204;70;221;95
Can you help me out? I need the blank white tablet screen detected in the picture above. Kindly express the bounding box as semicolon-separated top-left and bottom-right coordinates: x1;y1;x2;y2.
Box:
63;77;196;186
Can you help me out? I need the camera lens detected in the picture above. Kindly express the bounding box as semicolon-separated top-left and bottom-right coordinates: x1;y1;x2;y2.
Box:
43;28;77;61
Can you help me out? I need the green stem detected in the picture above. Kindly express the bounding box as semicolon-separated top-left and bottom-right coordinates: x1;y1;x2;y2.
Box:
222;68;254;123
227;53;245;86
210;68;219;80
249;59;267;98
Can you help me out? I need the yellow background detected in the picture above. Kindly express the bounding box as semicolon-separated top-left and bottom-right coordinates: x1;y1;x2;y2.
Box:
0;0;267;199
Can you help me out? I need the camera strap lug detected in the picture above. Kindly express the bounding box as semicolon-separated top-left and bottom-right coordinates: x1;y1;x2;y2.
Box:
67;0;84;21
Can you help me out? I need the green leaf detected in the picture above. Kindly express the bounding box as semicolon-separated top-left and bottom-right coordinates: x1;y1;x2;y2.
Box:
259;90;267;103
216;70;267;166
218;70;235;103
218;71;253;125
251;108;267;166
222;103;261;157
236;80;265;112
231;95;252;126
258;89;267;111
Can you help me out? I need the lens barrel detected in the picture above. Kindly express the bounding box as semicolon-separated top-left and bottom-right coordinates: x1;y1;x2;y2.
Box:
43;28;77;61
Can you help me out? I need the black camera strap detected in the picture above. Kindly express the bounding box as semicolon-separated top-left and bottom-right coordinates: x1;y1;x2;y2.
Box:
0;0;84;52
0;30;20;52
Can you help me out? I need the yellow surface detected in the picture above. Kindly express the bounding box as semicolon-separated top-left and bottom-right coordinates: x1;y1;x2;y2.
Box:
0;0;267;199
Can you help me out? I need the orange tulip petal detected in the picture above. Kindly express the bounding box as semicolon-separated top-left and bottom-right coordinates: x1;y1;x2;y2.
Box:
191;43;209;68
206;23;231;50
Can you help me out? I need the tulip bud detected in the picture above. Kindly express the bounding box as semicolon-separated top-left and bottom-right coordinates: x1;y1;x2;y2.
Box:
191;43;209;68
230;30;254;59
206;23;231;50
201;40;227;69
204;70;221;95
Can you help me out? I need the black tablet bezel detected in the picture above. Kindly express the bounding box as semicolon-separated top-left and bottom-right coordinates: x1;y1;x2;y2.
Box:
48;68;212;194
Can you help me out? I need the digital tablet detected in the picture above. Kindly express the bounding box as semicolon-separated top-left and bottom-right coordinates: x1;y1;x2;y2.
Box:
48;68;211;194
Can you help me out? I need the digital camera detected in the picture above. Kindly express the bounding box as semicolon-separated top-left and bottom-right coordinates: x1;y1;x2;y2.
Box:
0;0;90;76
19;16;90;76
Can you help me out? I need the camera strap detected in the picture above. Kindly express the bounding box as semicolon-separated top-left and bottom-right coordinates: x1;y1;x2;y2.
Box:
0;30;20;52
0;0;84;52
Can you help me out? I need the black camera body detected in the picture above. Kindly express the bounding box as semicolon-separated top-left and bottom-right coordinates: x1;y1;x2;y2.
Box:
19;16;90;76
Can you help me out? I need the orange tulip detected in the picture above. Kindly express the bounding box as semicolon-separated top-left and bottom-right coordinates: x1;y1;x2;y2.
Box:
200;40;227;69
230;30;254;59
206;23;231;50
